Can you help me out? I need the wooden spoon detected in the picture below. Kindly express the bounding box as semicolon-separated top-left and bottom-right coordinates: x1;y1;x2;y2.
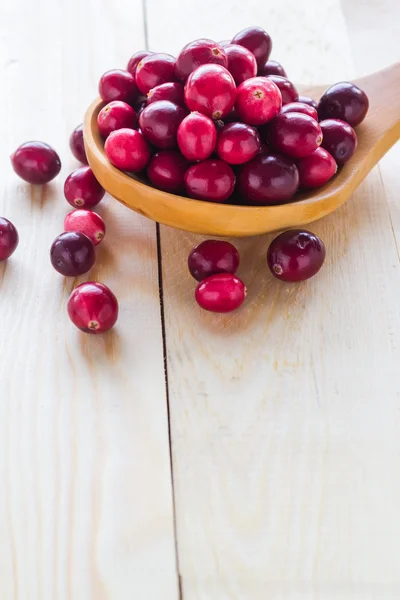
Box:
84;62;400;237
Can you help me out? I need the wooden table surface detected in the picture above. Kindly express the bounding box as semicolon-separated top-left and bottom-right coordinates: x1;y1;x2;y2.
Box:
1;0;400;598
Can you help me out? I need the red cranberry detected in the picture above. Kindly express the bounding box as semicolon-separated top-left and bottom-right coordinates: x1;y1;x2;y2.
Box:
147;150;189;193
175;39;228;82
139;100;186;149
69;124;88;164
11;142;61;184
64;209;106;246
231;26;272;69
224;44;257;85
235;77;282;125
188;239;240;281
127;50;153;77
260;60;287;77
320;119;357;165
184;64;236;120
266;75;298;105
280;101;318;121
185;159;235;203
298;95;318;110
318;82;369;126
64;166;105;209
105;128;151;172
297;148;337;188
67;282;118;334
147;82;185;107
268;112;322;158
195;273;246;313
135;53;176;94
97;101;137;138
267;229;325;282
0;218;19;261
99;69;138;105
177;112;217;161
238;153;299;204
50;231;95;276
216;122;260;164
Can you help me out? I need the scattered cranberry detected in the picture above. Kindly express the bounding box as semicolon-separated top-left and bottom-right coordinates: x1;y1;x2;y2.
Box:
298;95;318;110
268;112;322;158
0;218;19;261
127;50;153;77
147;82;185;107
184;64;236;120
50;231;95;276
64;166;105;209
216;122;260;164
235;77;281;125
99;69;138;104
97;101;137;137
297;148;337;188
280;101;318;121
11;142;61;184
239;153;299;204
135;53;176;94
195;273;246;313
147;150;189;193
260;60;287;77
67;282;118;334
318;82;369;126
224;44;257;85
139;100;186;149
266;75;298;105
185;159;235;202
69;124;88;164
177;112;217;161
175;39;228;82
64;209;106;246
267;229;325;282
231;26;272;69
320;119;357;165
105;128;151;172
188;239;240;281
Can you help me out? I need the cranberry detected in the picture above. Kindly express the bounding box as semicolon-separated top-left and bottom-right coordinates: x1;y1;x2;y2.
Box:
97;101;137;138
185;159;235;203
235;77;281;125
297;148;337;188
184;64;236;120
195;273;246;313
64;209;106;246
175;39;228;82
104;128;151;172
64;166;105;209
320;119;357;165
67;282;118;334
177;112;217;161
135;53;176;94
139;100;186;149
318;82;369;126
260;60;287;77
266;75;298;105
298;95;318;110
188;239;240;281
50;231;95;276
224;44;257;85
99;69;137;105
216;122;260;164
0;218;19;261
238;153;299;204
11;142;61;184
147;150;189;193
268;112;322;158
280;101;318;121
147;82;185;107
69;124;88;164
127;50;153;77
267;229;325;282
231;26;272;69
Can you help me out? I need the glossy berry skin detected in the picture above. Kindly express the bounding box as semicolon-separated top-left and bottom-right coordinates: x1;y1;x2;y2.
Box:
177;112;217;161
69;124;88;164
318;82;369;126
235;77;282;125
0;218;19;261
184;64;236;120
267;229;325;282
64;210;106;246
280;101;318;121
231;26;272;69
139;100;186;149
135;53;176;94
99;69;138;105
268;112;323;158
298;95;318;110
224;44;257;85
320;119;357;165
297;148;337;188
64;166;105;209
238;153;299;205
188;239;240;281
266;75;298;105
97;101;137;137
195;273;246;313
147;82;185;107
184;159;235;203
127;50;153;76
175;39;228;82
67;282;118;334
147;150;189;193
216;122;260;164
104;128;151;172
259;60;287;77
11;142;61;184
50;232;95;277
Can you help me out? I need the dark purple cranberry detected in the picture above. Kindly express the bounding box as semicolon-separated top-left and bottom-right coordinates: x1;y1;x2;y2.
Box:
238;153;299;204
188;239;240;281
50;231;95;276
175;39;228;82
267;229;325;282
266;75;298;105
11;142;61;184
318;82;369;126
298;95;318;110
0;218;19;260
231;26;272;69
259;60;287;77
268;112;323;158
139;100;186;149
320;119;358;165
69;124;88;164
